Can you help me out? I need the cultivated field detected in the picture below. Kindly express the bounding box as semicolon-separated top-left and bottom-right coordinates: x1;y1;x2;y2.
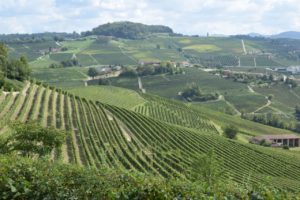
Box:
1;82;300;191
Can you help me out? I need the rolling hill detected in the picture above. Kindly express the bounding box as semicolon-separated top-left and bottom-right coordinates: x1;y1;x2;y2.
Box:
1;82;300;192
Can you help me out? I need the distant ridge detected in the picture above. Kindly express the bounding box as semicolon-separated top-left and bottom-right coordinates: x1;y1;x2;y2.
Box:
246;31;300;40
82;21;173;39
271;31;300;40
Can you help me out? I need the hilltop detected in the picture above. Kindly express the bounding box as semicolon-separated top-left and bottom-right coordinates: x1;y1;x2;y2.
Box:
82;21;173;39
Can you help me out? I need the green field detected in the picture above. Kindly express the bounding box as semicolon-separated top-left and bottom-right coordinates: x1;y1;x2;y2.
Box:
68;85;146;109
32;67;87;88
183;44;221;53
105;68;268;114
254;84;300;115
225;94;267;113
10;34;296;69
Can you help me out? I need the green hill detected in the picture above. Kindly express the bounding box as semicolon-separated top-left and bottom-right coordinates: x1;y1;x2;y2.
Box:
82;21;173;39
1;82;300;192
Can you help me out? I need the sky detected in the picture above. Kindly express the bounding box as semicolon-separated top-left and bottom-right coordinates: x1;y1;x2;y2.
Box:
0;0;300;35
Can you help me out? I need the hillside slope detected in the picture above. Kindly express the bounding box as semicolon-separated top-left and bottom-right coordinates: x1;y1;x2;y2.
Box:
1;82;300;191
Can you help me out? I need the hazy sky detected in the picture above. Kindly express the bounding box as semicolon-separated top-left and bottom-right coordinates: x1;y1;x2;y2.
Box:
0;0;300;35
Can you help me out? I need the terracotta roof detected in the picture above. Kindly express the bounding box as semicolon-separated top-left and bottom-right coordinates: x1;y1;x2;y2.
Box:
253;134;300;140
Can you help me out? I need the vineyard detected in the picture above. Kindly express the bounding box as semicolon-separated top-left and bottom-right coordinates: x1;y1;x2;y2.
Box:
1;82;300;191
134;94;218;132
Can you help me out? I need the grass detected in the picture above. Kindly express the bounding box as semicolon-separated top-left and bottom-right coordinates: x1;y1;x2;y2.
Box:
183;44;221;53
254;84;300;114
68;85;146;109
31;67;87;88
225;94;267;113
192;100;237;115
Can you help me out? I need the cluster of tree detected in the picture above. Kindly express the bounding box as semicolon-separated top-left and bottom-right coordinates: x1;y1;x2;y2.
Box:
295;105;300;121
82;21;173;39
120;63;184;78
0;121;66;158
0;150;294;199
243;113;300;133
285;77;298;88
217;70;298;87
0;32;80;44
181;83;219;102
138;63;183;76
95;36;113;44
49;59;79;68
0;43;31;90
119;68;137;78
87;65;122;79
98;78;110;85
223;125;238;139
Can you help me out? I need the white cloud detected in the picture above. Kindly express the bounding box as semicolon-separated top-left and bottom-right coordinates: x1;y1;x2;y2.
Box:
0;0;300;35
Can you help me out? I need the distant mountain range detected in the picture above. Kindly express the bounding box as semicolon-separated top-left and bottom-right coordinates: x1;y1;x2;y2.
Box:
247;31;300;39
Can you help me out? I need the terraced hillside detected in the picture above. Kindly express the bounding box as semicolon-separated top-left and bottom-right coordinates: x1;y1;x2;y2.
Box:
134;94;218;133
134;93;295;136
1;82;300;191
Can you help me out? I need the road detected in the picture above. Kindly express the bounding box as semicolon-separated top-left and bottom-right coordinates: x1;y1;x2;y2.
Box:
138;77;146;93
241;39;247;55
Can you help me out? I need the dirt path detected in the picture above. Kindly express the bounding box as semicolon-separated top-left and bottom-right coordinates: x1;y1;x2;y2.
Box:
223;96;241;116
241;39;247;55
105;109;133;142
253;99;271;113
88;54;99;65
138;77;146;93
290;89;300;100
268;106;289;118
248;85;255;93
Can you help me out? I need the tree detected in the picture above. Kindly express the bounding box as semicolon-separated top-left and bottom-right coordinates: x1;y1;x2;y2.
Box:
295;123;300;133
88;67;98;79
268;94;274;101
223;125;238;139
295;105;300;121
0;121;66;158
98;78;110;85
0;43;8;76
190;150;224;191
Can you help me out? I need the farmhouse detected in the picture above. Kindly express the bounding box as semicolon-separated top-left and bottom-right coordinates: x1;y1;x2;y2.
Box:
250;134;300;147
95;67;112;75
139;60;161;66
287;66;300;74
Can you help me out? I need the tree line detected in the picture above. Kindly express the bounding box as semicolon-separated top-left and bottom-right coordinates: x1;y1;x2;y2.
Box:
0;43;31;90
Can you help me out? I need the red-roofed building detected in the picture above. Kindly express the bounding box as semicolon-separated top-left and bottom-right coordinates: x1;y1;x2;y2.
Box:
250;134;300;147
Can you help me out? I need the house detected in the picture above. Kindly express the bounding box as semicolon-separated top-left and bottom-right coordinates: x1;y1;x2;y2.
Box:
250;134;300;147
180;61;191;67
96;67;112;75
287;66;300;74
275;67;287;73
139;61;161;66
